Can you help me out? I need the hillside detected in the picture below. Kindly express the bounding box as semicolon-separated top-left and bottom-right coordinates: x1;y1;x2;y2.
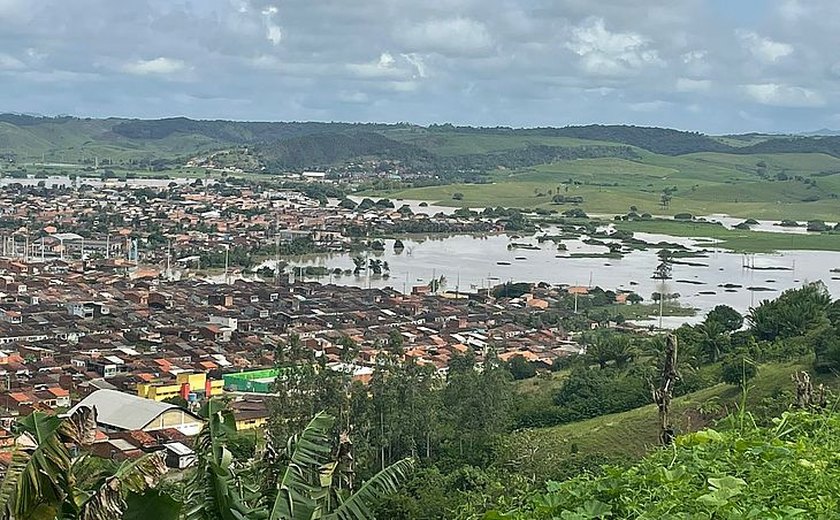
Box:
3;114;840;172
503;360;825;479
493;407;840;518
4;115;840;220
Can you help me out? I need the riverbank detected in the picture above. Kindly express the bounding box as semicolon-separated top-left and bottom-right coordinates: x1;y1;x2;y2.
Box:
612;219;840;253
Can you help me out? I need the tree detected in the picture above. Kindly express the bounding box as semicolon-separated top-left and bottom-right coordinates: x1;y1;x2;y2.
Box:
720;355;758;387
749;283;831;341
386;329;404;355
507;355;537;380
163;394;189;408
705;305;743;332
338;198;357;210
584;331;635;370
653;250;673;281
696;320;730;363
651;334;679;445
452;192;464;201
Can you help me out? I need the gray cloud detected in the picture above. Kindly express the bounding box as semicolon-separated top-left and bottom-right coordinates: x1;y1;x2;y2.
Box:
0;0;838;132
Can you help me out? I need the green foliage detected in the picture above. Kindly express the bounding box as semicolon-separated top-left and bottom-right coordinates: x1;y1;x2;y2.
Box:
705;305;744;332
0;408;168;520
506;355;537;381
486;411;840;519
550;367;651;425
720;355;758;387
749;283;832;341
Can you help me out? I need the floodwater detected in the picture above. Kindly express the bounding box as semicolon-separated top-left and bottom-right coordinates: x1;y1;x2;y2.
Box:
282;228;840;325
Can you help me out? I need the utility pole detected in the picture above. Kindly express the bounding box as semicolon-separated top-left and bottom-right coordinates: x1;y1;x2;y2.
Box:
274;232;280;285
167;240;173;278
659;289;664;330
224;244;230;285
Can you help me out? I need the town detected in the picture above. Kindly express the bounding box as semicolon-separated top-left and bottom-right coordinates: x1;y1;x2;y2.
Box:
0;176;621;466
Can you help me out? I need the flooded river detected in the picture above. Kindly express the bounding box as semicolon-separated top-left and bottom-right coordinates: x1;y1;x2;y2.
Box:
283;229;840;323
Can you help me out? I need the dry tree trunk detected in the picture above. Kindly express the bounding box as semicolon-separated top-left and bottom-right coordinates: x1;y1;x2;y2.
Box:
652;334;679;446
792;371;827;411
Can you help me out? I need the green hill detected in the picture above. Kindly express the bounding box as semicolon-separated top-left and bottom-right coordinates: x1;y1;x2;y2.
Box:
3;116;840;220
501;360;835;481
493;406;840;518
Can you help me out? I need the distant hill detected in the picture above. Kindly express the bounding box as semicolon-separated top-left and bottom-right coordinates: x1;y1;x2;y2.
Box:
801;128;840;136
4;114;840;174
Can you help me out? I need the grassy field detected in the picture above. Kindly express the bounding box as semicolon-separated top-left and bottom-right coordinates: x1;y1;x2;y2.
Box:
614;219;840;253
376;151;840;221
504;360;832;476
381;128;620;156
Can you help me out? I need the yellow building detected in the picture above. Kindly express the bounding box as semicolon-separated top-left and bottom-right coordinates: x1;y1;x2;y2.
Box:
137;372;224;401
235;415;269;431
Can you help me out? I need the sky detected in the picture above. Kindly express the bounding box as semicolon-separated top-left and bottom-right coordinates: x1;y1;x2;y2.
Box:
1;0;839;133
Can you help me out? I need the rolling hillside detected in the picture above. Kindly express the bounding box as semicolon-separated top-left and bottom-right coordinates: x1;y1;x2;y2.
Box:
3;115;840;219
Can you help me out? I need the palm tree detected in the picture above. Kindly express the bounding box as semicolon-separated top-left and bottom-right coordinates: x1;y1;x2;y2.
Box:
696;321;728;363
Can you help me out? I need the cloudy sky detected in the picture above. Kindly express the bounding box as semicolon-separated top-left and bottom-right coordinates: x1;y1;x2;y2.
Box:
1;0;839;133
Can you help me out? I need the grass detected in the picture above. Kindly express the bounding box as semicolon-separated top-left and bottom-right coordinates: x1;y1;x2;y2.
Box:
614;219;840;253
374;151;840;221
505;360;832;470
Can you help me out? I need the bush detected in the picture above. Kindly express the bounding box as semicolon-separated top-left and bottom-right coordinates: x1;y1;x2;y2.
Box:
507;355;537;380
720;355;758;387
495;412;840;518
452;192;464;200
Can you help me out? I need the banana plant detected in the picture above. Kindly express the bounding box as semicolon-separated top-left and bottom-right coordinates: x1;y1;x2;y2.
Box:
0;407;168;520
185;402;414;520
269;411;414;520
181;399;266;520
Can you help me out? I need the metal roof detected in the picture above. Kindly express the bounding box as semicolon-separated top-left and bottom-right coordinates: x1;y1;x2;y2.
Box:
68;389;194;431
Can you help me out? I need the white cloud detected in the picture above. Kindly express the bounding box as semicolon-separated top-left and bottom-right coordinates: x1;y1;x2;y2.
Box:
347;52;407;80
566;18;663;76
737;30;793;63
261;6;282;45
346;52;429;82
338;91;369;103
123;57;186;76
779;0;808;21
0;53;24;70
400;53;428;78
400;18;492;56
675;78;711;92
743;83;824;107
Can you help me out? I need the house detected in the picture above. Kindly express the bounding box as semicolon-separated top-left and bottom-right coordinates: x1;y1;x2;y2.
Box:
163;442;196;469
67;389;204;436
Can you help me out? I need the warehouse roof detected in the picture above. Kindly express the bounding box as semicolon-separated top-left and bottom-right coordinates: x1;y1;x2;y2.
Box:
68;389;199;431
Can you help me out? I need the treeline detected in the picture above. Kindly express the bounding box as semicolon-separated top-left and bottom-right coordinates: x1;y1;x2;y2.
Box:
258;132;433;170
